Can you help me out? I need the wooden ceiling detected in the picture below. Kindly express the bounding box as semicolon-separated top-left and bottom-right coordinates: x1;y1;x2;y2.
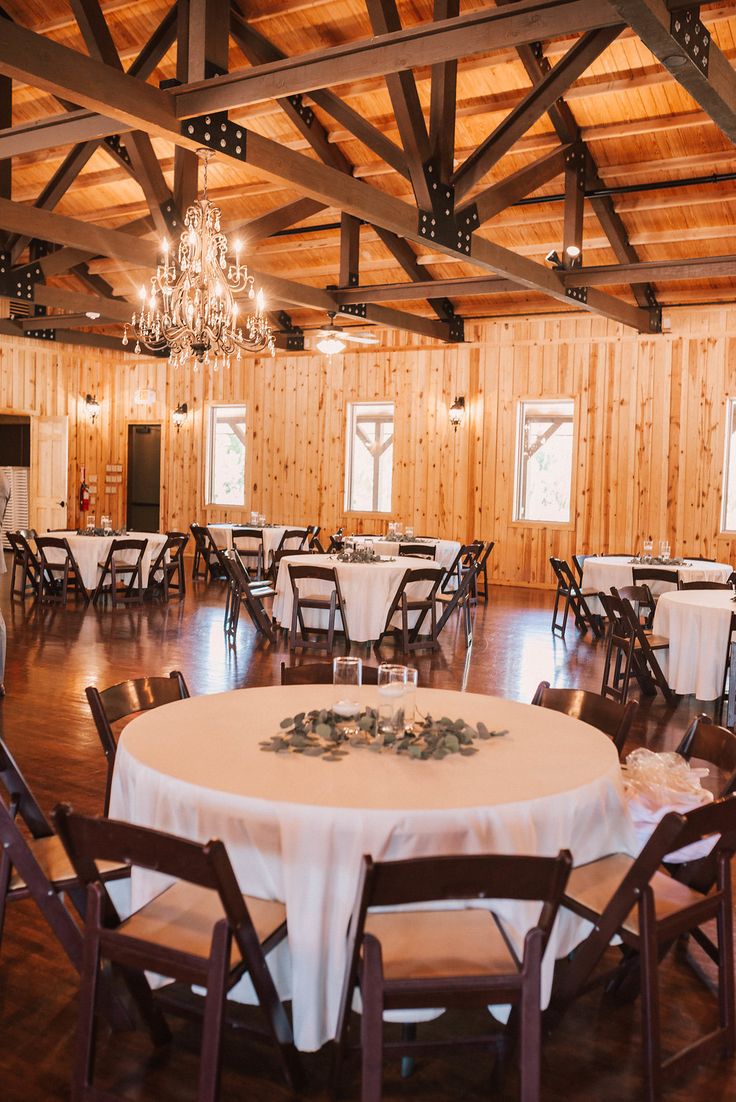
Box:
2;0;736;354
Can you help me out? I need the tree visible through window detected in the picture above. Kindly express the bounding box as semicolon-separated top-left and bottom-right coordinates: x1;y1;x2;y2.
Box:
207;404;246;506
721;398;736;531
345;401;394;512
514;399;574;523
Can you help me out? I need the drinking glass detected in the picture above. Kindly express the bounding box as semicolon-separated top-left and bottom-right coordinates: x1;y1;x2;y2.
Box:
86;516;95;532
643;538;653;561
332;656;362;718
250;511;258;525
377;663;407;739
405;526;414;540
395;522;404;537
659;540;668;560
661;541;671;563
258;513;266;527
403;667;418;728
101;514;112;535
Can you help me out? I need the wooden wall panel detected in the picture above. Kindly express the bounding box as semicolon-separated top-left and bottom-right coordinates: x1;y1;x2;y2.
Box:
5;305;736;587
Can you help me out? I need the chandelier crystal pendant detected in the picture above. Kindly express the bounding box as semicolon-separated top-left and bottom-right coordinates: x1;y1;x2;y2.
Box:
122;149;274;369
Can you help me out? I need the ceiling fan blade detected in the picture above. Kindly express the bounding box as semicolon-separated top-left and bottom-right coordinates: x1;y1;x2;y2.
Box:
340;332;379;344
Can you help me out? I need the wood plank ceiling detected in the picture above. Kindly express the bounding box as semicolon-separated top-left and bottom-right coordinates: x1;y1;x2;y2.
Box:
2;0;736;354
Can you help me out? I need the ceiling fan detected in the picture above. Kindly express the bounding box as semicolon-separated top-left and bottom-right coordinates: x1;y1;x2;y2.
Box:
314;313;379;354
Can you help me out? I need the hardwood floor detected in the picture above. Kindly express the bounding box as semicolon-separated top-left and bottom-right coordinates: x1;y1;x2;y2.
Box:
0;566;732;1102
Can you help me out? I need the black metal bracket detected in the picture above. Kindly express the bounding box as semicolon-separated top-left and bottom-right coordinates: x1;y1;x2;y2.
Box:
339;303;367;319
649;306;663;334
566;286;588;304
159;198;182;235
24;304;56;342
447;315;465;342
274;310;305;352
434;297;454;317
0;252;43;301
418;157;478;255
287;94;314;127
183;112;247;160
670;6;710;73
103;134;132;167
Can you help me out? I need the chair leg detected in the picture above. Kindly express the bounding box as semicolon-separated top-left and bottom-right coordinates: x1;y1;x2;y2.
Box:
638;896;663;1102
360;940;384;1102
0;848;11;955
326;593;336;654
197;923;230;1102
72;904;103;1102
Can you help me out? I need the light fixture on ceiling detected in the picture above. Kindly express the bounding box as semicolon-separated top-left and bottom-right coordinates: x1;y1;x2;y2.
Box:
315;334;347;356
122;149;274;370
449;395;465;431
315;312;379;357
172;402;188;432
85;393;100;424
564;243;583;268
85;310;101;320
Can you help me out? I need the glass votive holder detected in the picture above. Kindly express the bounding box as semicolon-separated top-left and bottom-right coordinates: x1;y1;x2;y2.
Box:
333;656;362;717
86;516;95;531
403;667;418;728
405;526;414;540
377;663;407;739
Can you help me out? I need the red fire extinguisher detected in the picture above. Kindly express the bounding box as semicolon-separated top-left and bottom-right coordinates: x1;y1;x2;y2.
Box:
79;467;91;516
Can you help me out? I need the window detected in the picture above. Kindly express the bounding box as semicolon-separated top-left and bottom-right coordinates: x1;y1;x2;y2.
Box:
721;398;736;531
206;404;246;506
345;401;394;512
513;399;575;523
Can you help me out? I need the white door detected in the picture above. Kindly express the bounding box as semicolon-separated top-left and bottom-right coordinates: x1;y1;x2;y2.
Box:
31;416;69;533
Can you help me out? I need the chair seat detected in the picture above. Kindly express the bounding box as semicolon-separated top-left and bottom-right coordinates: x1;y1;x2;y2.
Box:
364;908;517;981
299;592;340;605
120;881;286;962
564;853;704;937
634;634;669;650
97;559;138;572
10;834;126;893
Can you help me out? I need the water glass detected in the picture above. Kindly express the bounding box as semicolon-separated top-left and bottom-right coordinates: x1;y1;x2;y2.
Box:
403;667;418;728
86;516;95;531
258;513;266;526
101;514;112;535
250;511;258;525
405;526;414;540
387;522;396;538
333;656;362;718
643;538;653;560
659;540;669;560
377;663;408;738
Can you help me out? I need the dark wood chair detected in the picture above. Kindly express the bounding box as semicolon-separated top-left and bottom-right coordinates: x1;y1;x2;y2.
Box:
35;535;90;605
549;556;602;638
93;537;148;606
678;579;733;590
221;550;277;643
397;542;436;560
0;737;128;972
531;680;638;759
52;805;302;1102
269;528;309;577
306;525;322;551
615;583;656;629
231;526;265;580
147;531;189;599
682;554;718;562
327;529;345;553
85;670;190;814
332;849;572;1102
376;565;444;653
190;523;224;581
288;563;351;654
632;566;679;606
552;798;736;1102
270;547;313;584
441;542;477;596
435;557;481;648
6;529;40;597
472;538;495;601
571;553;589;584
718;612;736;726
280;660;379;685
602;589;674;705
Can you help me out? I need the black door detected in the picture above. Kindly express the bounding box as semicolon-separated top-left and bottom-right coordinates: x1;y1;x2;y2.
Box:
127;424;161;532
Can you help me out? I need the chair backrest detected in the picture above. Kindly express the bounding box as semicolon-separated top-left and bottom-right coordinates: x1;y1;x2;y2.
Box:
108;538;147;556
436;557;481;634
18;528;38;541
272;548;313;573
6;531;24;560
0;736;53;839
231;526;264;546
396;564;444;596
35;535;71;555
280;661;379;685
164;531;189;559
52;805;256;940
676;714;736;798
550;556;576;591
632;566;678;588
571;553;588;582
288;564;339;586
476;540;495;567
682;555;718;562
677;579;732;590
531;681;637;757
442;543;480;591
614;583;655;623
276;528;309;553
398;543;436;559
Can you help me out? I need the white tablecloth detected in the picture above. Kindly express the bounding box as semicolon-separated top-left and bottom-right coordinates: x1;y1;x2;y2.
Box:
42;531;167;590
272;552;438;643
582;555;732;614
110;684;635;1051
653;589;736;699
208;523;296;566
355;536;461;573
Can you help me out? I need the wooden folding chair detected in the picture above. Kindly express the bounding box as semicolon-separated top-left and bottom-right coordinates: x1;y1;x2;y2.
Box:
435;557;481;649
397;542;436;560
601;590;674;705
288;563;351;654
678;579;733;591
7;530;40;597
472;538;495;601
0;737;128;972
332;849;572;1102
221;550;278;643
376;565;444;653
146;531;189;600
231;526;265;580
52;805;302;1102
279;660;379;685
85;670;190;814
615;583;656;629
35;535;90;605
552;798;736;1102
306;525;322;551
531;680;638;759
190;524;225;581
268;528;309;577
549;557;602;638
93;537;148;606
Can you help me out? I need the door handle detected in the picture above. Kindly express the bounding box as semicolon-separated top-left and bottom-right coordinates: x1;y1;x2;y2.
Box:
59;500;66;507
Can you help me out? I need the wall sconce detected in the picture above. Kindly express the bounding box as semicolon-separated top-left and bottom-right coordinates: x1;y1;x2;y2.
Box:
85;393;100;424
172;402;188;432
449;396;465;431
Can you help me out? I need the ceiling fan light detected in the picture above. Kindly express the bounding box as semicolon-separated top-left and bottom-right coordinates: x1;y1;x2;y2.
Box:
316;335;347;356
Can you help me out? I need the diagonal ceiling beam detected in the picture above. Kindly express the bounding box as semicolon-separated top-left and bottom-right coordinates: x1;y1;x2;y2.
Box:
460;145;570;226
453;26;622;201
428;0;459;184
233;197;327;243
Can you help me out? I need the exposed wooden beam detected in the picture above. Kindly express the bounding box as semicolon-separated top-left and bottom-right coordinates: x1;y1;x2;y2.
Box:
344;303;456;341
453;26;622;201
17;312;115;331
563;144;585;266
610;0;736;145
173;0;623;118
335;274;514;303
429;0;459;184
234;197;327;243
364;0;432;209
0;110;132;159
564;254;736;285
460;145;570;226
33;282;131;321
0;197;153;265
372;225;457;322
0;317;145;354
339;213;360;288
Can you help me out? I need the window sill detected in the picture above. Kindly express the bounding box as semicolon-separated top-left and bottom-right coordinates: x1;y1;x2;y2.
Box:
509;519;574;531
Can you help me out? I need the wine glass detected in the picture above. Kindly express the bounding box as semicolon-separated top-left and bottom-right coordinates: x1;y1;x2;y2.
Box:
333;656;362;719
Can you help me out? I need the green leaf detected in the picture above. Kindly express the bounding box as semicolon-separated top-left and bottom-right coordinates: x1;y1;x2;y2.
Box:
358;715;374;731
491;728;508;738
294;712;306;725
303;746;325;757
315;722;333;739
460;747;479;756
477;721;489;738
444;733;460;752
280;717;294;729
408;745;422;759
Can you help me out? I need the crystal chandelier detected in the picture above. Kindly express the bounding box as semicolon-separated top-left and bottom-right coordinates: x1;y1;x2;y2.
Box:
122;149;274;369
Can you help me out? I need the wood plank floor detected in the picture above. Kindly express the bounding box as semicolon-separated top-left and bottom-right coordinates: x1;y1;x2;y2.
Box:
0;568;733;1102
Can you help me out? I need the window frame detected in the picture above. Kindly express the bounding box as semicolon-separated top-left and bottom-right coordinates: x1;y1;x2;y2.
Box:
344;399;395;515
204;402;247;508
511;396;576;529
720;397;736;533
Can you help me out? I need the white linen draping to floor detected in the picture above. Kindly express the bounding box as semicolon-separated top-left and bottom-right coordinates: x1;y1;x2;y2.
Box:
44;531;168;590
110;684;636;1052
208;523;292;566
582;555;732;615
355;536;461;573
653;588;736;699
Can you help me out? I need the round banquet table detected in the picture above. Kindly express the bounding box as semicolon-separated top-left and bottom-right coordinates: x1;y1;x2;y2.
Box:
42;530;168;591
208;523;294;565
272;552;439;643
110;684;635;1052
582;555;733;615
652;589;736;699
354;536;461;573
